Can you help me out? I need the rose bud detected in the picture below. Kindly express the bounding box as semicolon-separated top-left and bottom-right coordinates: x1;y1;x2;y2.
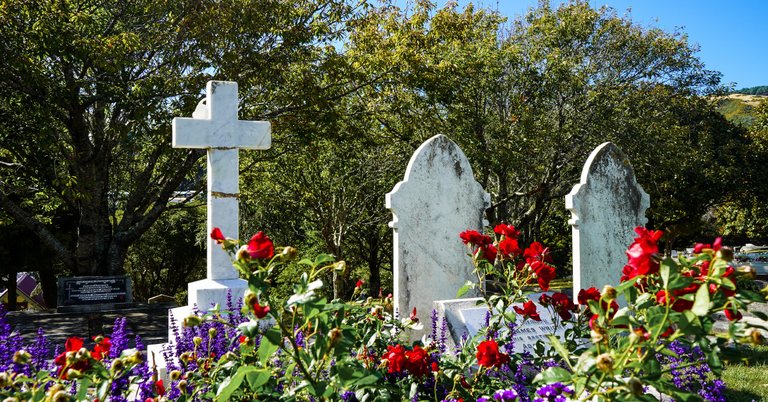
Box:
244;290;258;307
596;353;614;373
177;379;188;394
75;347;91;361
65;369;84;379
208;328;217;338
334;261;347;274
281;246;298;261
13;350;30;365
628;377;643;396
0;372;10;388
110;358;125;374
750;329;765;345
193;337;203;347
183;316;202;328
170;370;182;381
602;285;617;302
328;328;342;347
236;245;251;262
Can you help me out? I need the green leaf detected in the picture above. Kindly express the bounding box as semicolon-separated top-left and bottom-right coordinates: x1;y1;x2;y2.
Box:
691;284;711;316
546;335;574;370
616;276;640;293
246;369;271;390
314;254;336;266
660;262;670;288
217;366;259;401
456;280;475;298
259;327;282;362
533;366;572;384
76;378;92;401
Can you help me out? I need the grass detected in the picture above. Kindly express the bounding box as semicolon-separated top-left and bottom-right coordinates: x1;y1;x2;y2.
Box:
722;344;768;401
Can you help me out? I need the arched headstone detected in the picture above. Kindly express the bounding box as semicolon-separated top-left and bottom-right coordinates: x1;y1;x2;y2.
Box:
565;142;650;297
386;135;489;336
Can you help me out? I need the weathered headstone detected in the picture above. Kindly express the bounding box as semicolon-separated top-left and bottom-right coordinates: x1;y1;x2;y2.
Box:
565;142;649;297
386;135;489;336
148;80;270;375
434;294;566;352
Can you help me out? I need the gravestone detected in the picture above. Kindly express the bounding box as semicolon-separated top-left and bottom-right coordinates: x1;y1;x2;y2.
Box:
565;142;649;297
172;80;270;312
386;135;489;337
434;294;566;352
148;80;270;375
56;276;133;312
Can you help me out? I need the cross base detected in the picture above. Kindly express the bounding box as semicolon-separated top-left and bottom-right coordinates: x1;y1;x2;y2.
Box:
187;278;249;312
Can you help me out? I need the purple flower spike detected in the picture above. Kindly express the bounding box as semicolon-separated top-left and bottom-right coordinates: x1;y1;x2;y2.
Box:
493;389;518;401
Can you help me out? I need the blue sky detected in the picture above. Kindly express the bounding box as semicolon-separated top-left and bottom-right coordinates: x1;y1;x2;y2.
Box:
419;1;767;89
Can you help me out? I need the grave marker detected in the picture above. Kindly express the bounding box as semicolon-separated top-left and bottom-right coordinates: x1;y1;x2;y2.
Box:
386;135;489;336
171;80;270;311
565;142;649;297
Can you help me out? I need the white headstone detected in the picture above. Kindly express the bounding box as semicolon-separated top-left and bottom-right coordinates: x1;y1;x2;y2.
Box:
386;135;489;337
149;81;271;375
434;295;566;353
565;142;649;297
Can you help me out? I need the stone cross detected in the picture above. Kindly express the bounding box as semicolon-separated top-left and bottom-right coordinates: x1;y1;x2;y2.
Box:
565;142;649;297
173;81;271;282
386;135;489;337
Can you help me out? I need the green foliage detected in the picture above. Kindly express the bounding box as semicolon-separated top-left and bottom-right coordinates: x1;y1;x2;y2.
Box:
733;86;768;96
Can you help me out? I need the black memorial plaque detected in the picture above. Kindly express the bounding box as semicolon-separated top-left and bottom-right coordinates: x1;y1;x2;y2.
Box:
57;276;133;307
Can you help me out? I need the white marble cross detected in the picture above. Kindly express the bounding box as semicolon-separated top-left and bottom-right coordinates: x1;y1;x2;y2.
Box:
173;81;271;281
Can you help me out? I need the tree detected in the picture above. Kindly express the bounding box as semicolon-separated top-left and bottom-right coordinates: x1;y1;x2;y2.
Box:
0;0;361;293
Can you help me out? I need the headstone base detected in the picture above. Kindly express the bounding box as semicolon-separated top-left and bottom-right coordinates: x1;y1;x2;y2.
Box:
187;278;248;312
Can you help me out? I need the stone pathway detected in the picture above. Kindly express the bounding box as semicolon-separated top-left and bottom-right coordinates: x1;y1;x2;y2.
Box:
6;304;171;352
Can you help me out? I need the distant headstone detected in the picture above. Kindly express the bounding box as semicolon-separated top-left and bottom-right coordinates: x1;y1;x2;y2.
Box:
565;142;649;297
386;135;490;337
56;276;133;312
148;294;177;305
434;294;565;352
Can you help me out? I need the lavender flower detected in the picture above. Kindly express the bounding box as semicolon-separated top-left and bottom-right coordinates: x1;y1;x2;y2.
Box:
533;382;574;402
493;388;519;401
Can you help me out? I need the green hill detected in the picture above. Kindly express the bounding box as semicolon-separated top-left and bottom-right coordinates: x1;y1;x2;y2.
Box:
716;94;766;127
733;86;768;96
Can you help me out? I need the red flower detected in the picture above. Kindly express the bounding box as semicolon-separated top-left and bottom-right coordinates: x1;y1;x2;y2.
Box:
624;227;663;279
499;237;522;258
551;292;575;321
460;230;492;246
210;227;226;244
524;242;552;263
513;300;541;321
538;293;552;306
92;336;111;361
493;224;520;239
694;237;722;254
252;301;271;318
54;336;88;379
724;308;742;321
355;279;364;288
247;231;274;259
385;344;407;373
476;339;510;368
655;289;693;312
530;260;556;291
578;287;601;306
481;244;498;262
239;336;248;344
405;345;430;377
156;379;165;396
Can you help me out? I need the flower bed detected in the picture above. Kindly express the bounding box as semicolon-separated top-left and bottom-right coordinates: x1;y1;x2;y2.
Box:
0;226;765;401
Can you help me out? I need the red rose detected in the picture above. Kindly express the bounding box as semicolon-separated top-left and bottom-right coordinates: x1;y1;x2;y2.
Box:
210;227;226;244
524;242;552;263
156;379;165;396
499;237;522;258
530;260;556;291
724;308;742;321
405;345;430;377
92;336;111;361
460;230;492;246
247;231;274;259
481;244;498;262
355;279;364;288
476;339;510;368
385;344;407;373
694;237;722;254
624;227;663;278
252;301;271;318
513;300;541;321
551;292;575;321
54;336;88;378
493;224;520;239
578;287;601;306
655;290;693;312
538;293;552;306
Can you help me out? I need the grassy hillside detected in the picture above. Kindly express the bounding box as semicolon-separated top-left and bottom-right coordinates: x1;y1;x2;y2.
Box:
716;94;766;127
